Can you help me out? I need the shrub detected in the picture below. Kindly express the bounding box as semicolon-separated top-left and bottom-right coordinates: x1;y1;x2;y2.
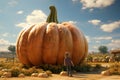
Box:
21;66;44;76
10;67;21;77
94;64;102;69
74;63;92;72
39;64;65;73
108;63;120;75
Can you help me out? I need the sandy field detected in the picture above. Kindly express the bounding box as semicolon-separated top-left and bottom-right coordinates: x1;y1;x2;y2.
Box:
0;73;120;80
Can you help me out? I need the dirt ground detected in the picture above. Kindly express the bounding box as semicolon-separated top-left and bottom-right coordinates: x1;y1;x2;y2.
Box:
0;73;120;80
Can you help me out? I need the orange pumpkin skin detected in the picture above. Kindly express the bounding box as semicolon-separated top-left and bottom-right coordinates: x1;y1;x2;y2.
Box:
16;22;88;65
16;6;88;66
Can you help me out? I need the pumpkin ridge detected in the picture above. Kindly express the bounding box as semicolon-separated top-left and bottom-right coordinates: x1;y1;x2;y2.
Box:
27;23;47;65
78;31;86;63
16;29;26;64
17;25;35;65
80;36;88;63
57;24;73;64
42;23;59;64
62;22;85;64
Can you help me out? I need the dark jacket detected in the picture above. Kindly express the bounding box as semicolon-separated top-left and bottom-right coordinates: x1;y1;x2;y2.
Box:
64;57;73;66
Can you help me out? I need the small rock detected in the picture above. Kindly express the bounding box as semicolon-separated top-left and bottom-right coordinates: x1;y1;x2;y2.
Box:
18;73;25;78
1;69;8;72
101;70;110;76
45;70;52;76
2;72;11;78
31;73;38;77
38;72;48;78
60;71;68;76
1;76;6;78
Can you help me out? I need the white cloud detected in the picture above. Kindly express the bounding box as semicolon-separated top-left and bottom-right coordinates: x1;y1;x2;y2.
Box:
8;0;18;6
0;10;2;13
0;46;9;52
0;33;16;38
0;39;9;45
16;10;47;27
68;21;77;25
72;0;79;1
26;10;47;24
85;35;90;42
93;46;98;49
89;45;99;52
88;19;101;25
108;39;120;50
16;23;29;27
80;0;115;10
0;39;15;51
100;20;120;32
89;8;94;12
96;41;100;43
94;36;112;40
72;0;79;3
2;33;9;37
17;10;24;14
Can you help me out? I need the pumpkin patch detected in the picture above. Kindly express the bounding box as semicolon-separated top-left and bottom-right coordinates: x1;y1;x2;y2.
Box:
16;6;88;66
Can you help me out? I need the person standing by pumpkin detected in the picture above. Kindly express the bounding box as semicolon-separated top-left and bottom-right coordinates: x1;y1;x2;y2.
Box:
64;52;74;77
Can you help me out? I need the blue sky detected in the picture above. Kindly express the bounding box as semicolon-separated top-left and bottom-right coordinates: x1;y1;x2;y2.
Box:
0;0;120;52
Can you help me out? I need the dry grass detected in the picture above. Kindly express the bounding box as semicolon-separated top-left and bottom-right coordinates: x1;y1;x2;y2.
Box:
0;73;120;80
0;58;120;80
0;58;6;62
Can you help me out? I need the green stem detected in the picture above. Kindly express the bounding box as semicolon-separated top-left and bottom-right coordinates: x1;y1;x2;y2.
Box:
46;6;58;23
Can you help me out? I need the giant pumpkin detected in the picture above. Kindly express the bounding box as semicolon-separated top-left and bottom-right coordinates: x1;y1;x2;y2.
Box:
16;6;88;66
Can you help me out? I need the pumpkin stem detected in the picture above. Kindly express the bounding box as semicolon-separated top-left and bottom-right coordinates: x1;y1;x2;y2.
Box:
46;6;58;23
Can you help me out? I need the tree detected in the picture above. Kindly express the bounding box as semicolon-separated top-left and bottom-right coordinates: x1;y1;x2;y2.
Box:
8;45;16;63
98;46;108;54
8;45;16;53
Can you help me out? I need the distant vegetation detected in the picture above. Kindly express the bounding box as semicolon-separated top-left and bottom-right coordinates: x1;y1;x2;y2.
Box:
98;46;108;54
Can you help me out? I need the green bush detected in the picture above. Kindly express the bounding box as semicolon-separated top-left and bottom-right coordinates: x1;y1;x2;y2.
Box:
74;63;92;72
39;64;65;73
94;64;102;69
39;63;94;73
10;67;21;77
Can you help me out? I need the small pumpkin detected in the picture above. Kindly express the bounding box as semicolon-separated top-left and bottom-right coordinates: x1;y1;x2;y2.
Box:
16;6;88;66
